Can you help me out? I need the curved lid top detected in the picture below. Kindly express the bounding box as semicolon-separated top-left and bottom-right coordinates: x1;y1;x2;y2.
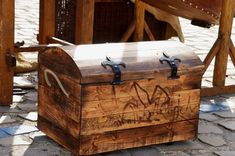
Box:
61;41;204;84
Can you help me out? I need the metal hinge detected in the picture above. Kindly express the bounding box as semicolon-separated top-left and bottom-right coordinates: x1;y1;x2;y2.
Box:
160;53;181;79
101;56;126;85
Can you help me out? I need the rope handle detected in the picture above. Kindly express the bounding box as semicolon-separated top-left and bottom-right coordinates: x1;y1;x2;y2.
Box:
44;69;70;98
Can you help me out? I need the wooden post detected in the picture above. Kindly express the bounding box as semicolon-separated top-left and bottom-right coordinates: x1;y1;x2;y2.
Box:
0;0;15;105
38;0;56;44
213;0;234;87
134;0;145;41
75;0;95;44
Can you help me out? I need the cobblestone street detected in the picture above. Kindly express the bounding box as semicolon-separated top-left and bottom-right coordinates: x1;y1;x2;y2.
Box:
0;0;235;155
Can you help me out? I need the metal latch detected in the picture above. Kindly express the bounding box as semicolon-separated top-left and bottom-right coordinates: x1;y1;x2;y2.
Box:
101;56;126;85
160;53;181;79
6;53;16;67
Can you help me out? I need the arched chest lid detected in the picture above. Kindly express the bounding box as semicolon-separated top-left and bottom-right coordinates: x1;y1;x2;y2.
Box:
61;41;204;84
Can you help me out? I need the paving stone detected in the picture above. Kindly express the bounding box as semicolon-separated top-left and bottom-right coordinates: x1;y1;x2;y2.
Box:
129;147;161;156
198;124;223;134
13;95;24;103
214;111;235;118
14;76;35;88
9;146;30;156
0;115;17;124
214;151;235;156
29;131;51;143
0;130;10;138
199;113;219;122
20;146;62;156
154;141;204;151
23;91;37;102
104;150;131;156
219;120;235;131
18;112;37;121
17;102;37;111
224;131;235;142
0;125;38;135
0;135;32;146
198;134;226;147
200;104;230;113
0;106;20;113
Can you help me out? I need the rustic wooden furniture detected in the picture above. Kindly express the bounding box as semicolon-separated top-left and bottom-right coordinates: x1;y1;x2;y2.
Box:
0;0;15;105
38;41;204;155
39;0;182;44
143;0;222;25
200;0;235;96
137;0;235;96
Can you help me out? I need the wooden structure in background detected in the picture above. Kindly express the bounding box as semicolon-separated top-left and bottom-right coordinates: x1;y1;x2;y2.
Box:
38;41;204;155
201;0;235;96
0;0;15;105
39;0;182;44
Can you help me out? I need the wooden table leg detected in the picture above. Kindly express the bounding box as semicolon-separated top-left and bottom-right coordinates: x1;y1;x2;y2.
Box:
134;0;145;41
38;0;56;44
75;0;95;44
213;0;234;87
201;0;235;96
0;0;15;105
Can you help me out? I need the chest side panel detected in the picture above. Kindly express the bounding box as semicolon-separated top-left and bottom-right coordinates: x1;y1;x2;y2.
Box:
38;64;81;139
81;72;201;136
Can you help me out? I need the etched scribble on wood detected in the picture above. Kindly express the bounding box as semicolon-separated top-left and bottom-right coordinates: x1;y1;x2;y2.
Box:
81;81;200;134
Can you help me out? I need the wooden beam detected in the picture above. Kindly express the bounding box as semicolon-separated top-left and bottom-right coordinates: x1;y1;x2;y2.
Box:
0;0;14;105
120;21;135;42
213;0;234;87
203;39;220;73
48;37;75;46
38;0;56;44
134;0;145;41
201;85;235;97
144;21;156;41
75;0;95;44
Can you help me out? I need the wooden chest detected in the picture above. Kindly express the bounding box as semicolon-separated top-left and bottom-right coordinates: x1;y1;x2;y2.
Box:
38;41;204;155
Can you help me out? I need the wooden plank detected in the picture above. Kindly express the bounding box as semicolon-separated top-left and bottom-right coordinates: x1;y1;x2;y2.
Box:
81;103;199;135
80;119;198;155
38;0;56;44
201;85;235;97
203;39;220;73
82;74;201;101
142;0;221;25
82;89;200;115
39;85;81;138
38;116;80;156
134;0;145;41
144;21;156;41
75;0;95;44
213;0;234;87
39;65;81;100
81;81;200;134
120;20;135;42
0;0;14;105
57;41;204;84
14;44;58;53
48;37;75;46
39;48;81;79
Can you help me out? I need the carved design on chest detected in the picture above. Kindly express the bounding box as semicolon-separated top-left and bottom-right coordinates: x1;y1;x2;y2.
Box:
83;81;197;131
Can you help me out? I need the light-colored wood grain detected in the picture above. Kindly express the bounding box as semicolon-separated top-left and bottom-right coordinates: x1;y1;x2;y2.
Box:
38;0;56;44
213;0;234;87
0;0;14;105
80;119;198;155
75;0;95;44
